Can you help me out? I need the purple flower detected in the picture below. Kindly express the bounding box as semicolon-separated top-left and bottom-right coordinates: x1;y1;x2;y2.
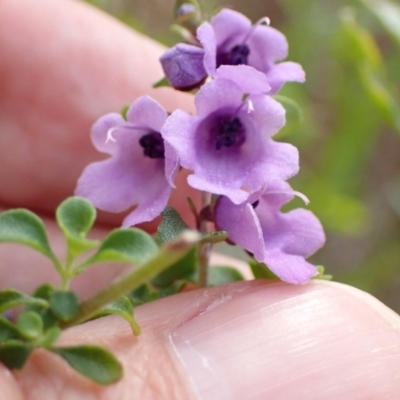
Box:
160;43;207;91
161;75;299;204
75;96;178;227
214;181;326;284
197;8;305;94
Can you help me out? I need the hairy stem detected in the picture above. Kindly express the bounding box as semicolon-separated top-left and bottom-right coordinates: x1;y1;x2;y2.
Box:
198;191;212;287
63;232;198;329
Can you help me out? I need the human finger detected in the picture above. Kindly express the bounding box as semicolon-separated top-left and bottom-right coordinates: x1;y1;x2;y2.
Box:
8;280;400;399
0;0;195;223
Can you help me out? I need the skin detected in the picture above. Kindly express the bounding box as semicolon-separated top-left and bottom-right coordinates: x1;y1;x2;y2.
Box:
1;1;400;398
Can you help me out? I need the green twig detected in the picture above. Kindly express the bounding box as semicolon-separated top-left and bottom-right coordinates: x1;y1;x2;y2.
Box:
63;231;199;329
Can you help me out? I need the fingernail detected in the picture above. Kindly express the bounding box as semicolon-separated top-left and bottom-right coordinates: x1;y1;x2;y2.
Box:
170;281;400;399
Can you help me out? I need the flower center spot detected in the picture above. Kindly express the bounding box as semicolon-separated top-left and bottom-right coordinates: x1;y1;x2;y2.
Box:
216;44;250;68
211;115;246;150
139;132;165;159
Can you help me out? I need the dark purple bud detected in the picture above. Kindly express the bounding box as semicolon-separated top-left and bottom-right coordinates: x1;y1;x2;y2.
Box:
160;43;207;91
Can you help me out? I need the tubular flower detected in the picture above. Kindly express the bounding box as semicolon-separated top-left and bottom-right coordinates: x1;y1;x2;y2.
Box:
214;181;326;284
197;8;305;94
75;96;178;227
161;74;299;204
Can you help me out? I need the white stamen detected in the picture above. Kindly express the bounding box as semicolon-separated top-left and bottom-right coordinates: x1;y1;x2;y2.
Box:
267;190;310;205
242;16;272;44
247;99;254;113
260;16;271;26
106;127;118;143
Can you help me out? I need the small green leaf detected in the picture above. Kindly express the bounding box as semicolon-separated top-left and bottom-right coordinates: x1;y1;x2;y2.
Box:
16;311;43;340
91;296;140;336
52;345;123;385
56;197;99;256
0;209;57;261
0;340;34;369
128;284;159;307
151;247;196;287
120;104;129;120
0;289;49;314
273;95;303;137
313;265;333;281
158;207;189;243
83;228;158;266
152;76;171;89
0;316;20;341
208;266;245;286
249;260;279;280
32;284;55;301
49;291;80;322
34;327;61;347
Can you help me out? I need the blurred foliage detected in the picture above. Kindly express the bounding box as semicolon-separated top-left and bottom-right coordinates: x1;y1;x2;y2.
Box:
84;0;400;311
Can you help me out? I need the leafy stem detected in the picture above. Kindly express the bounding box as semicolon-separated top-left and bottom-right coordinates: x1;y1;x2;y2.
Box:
62;231;199;328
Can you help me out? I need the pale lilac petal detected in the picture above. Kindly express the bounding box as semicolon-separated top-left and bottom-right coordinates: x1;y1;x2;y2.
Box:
266;61;306;94
263;249;318;284
161;109;198;170
248;95;286;138
215;197;265;261
122;176;172;227
164;141;180;188
197;22;217;75
275;209;326;257
76;133;166;215
247;26;289;71
195;76;243;117
214;65;270;93
210;8;251;47
91;113;125;154
126;95;168;132
249;141;299;187
188;174;249;204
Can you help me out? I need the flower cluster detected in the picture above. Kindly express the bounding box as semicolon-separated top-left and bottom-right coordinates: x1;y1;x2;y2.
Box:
76;8;325;284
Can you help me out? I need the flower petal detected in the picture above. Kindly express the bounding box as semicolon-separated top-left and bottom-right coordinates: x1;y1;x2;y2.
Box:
266;61;306;94
196;22;217;75
214;65;270;93
263;249;318;284
126;95;168;132
91;113;125;154
215;197;265;261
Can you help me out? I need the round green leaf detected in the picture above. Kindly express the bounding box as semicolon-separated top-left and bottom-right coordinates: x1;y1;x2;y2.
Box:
56;197;96;238
0;316;20;341
0;289;49;314
83;228;158;266
208;266;245;286
0;209;56;260
49;291;80;322
52;345;123;385
16;311;43;340
56;197;99;255
91;296;140;336
0;340;34;369
158;207;189;243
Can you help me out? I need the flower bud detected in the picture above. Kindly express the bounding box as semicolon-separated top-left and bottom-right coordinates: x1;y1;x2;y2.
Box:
160;43;207;91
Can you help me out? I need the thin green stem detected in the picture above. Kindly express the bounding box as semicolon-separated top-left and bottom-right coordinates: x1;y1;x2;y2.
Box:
63;232;198;329
198;191;212;287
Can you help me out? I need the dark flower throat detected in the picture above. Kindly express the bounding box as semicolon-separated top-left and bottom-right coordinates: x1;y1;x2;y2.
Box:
216;44;250;68
139;132;165;159
211;115;246;150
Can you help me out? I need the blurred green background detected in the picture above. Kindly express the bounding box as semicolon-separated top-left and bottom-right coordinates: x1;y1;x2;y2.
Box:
85;0;400;311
